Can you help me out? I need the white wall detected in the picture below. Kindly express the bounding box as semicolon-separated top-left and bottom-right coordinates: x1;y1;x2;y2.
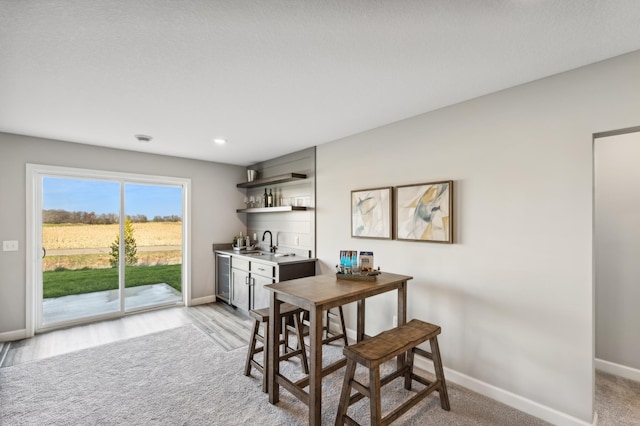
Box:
0;133;246;336
316;50;640;425
595;132;640;373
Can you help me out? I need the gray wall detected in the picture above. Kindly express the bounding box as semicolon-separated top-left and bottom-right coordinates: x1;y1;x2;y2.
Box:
0;133;245;335
3;49;640;425
245;147;316;257
595;132;640;372
316;50;640;424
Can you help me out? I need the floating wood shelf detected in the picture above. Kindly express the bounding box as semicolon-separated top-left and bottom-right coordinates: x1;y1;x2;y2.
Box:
236;173;307;188
236;206;309;213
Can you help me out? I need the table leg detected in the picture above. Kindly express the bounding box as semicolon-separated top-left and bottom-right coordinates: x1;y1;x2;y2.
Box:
398;281;407;325
308;308;323;425
357;299;365;342
397;281;407;370
268;292;281;404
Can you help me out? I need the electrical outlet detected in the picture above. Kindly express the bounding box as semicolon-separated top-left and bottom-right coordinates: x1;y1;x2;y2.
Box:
2;240;19;252
392;315;397;327
295;236;299;245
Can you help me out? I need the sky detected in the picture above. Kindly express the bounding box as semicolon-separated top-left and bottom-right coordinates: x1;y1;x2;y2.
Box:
43;177;183;218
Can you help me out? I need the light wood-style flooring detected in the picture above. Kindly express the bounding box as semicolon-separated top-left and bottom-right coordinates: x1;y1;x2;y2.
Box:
0;302;253;368
1;303;638;426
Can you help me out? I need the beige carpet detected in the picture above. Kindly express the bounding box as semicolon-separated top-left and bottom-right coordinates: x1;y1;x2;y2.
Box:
595;370;640;425
1;324;553;425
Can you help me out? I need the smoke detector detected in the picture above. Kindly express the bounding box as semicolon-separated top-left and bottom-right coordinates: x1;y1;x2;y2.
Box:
134;134;153;143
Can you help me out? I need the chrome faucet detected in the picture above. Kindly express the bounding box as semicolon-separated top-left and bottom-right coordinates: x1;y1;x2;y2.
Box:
262;230;276;253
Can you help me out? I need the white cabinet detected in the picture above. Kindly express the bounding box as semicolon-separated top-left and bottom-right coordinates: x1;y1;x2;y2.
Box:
249;260;275;310
252;274;275;310
231;266;250;311
231;257;275;311
218;250;316;313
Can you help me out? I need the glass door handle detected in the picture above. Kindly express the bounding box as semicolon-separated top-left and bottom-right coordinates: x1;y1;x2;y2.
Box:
42;246;46;259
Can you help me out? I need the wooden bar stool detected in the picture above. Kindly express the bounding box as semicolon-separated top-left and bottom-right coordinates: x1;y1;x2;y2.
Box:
335;319;450;425
302;306;349;346
244;303;309;393
324;306;349;346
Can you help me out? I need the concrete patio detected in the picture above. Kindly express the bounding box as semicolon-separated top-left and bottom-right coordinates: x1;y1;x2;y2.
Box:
42;283;183;326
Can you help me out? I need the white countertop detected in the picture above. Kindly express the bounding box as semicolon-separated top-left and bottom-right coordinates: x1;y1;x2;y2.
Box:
215;248;316;266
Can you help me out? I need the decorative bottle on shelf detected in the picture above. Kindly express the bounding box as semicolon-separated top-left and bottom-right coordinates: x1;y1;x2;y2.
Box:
267;189;273;207
263;188;268;208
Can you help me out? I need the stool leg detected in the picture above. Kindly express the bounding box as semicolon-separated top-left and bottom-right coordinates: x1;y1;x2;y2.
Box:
369;366;382;426
338;305;348;346
262;321;269;393
325;309;330;339
244;319;260;376
294;311;309;374
430;336;450;411
281;316;289;354
335;359;357;426
404;347;415;390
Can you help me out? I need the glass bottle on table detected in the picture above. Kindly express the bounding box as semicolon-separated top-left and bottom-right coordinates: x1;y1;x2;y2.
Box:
351;252;359;274
344;253;352;274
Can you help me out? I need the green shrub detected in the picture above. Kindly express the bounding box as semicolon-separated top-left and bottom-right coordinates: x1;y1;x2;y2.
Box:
109;218;138;267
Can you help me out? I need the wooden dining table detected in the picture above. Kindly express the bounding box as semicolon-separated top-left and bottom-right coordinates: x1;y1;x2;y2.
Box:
265;272;413;425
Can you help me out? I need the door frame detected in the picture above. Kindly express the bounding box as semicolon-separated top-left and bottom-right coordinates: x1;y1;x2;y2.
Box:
25;163;191;336
592;124;640;383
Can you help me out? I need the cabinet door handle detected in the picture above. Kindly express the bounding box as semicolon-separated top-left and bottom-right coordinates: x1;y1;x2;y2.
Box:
245;276;250;285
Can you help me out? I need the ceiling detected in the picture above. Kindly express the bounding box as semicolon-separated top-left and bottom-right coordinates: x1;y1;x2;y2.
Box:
2;1;640;166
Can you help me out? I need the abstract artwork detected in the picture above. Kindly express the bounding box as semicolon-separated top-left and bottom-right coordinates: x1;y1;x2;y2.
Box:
395;181;453;243
351;187;392;239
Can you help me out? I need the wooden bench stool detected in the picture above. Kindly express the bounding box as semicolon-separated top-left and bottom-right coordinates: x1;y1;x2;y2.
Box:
244;303;309;393
335;319;450;425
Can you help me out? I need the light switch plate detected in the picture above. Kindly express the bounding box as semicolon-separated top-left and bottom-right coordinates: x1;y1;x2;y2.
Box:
2;240;19;251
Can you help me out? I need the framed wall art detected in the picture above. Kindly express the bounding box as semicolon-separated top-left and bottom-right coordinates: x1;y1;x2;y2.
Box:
351;187;392;239
395;180;453;243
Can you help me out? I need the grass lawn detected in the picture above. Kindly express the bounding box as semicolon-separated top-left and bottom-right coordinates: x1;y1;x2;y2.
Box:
43;264;182;298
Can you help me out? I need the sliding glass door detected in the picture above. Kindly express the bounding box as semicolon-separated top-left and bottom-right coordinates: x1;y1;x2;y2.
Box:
30;165;189;332
41;177;121;326
123;183;183;312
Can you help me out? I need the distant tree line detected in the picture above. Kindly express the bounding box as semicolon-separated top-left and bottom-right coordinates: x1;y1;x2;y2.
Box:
43;209;181;224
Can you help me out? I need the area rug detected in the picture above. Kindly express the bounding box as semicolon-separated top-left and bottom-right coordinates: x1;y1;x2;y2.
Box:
0;325;548;425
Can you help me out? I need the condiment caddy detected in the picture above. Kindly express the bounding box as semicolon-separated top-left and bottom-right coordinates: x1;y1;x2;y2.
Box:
336;250;380;280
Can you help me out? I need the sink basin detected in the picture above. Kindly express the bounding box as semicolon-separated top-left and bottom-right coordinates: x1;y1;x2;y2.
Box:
240;250;293;258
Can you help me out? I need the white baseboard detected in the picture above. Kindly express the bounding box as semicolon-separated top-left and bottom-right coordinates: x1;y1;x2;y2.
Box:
412;357;593;426
342;325;592;426
0;329;27;343
595;358;640;383
189;295;216;306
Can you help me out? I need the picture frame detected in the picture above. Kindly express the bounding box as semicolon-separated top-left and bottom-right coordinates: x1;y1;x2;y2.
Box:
351;187;392;239
395;180;453;243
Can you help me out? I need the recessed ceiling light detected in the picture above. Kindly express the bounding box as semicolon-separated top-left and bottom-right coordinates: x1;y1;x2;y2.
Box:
213;138;227;145
134;134;153;143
